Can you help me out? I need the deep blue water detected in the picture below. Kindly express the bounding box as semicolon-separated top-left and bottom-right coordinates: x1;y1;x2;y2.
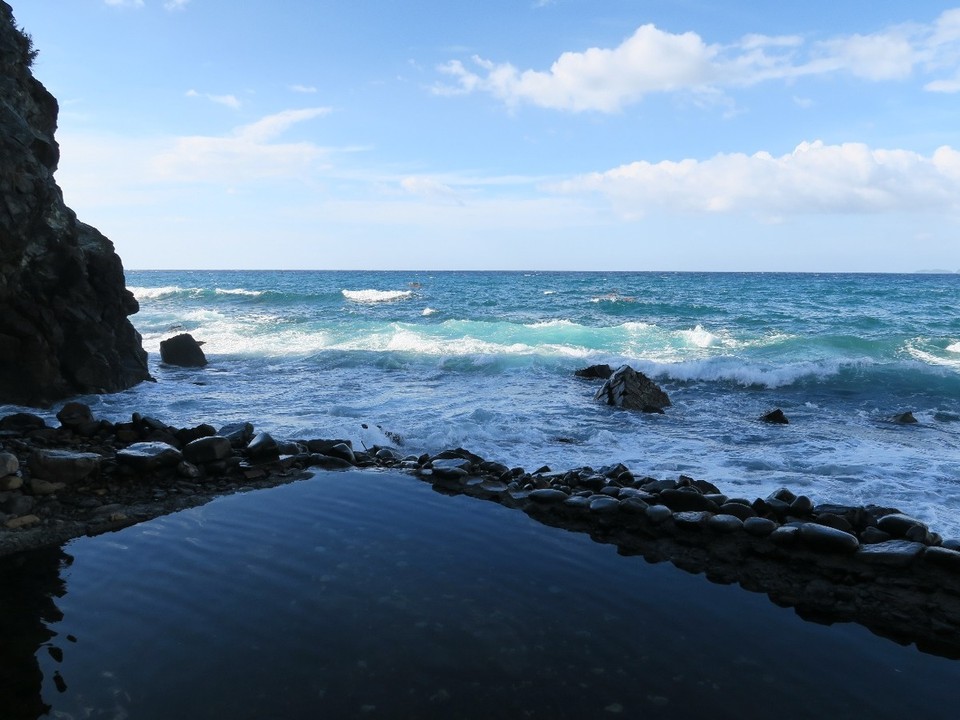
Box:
4;270;959;533
3;471;958;719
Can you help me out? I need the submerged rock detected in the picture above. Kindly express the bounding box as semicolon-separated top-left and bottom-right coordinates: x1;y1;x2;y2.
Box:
575;364;614;380
760;408;789;424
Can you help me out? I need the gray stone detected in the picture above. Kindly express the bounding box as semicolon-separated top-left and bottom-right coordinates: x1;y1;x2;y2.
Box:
860;526;893;544
220;422;255;447
183;436;233;464
658;488;721;513
645;504;673;524
719;502;756;521
0;475;23;491
594;365;671;412
856;540;925;567
743;517;778;537
923;546;960;572
160;333;207;367
790;495;814;514
589;496;620;514
760;408;789;424
575;364;614;380
116;441;183;471
308;454;355;470
29;477;65;495
0;451;19;476
29;449;101;483
769;526;800;546
619;497;649;514
529;488;569;503
798;523;860;553
708;514;744;533
246;431;279;460
673;510;712;529
1;493;35;516
431;458;472;479
563;495;591;510
877;513;928;538
323;442;356;465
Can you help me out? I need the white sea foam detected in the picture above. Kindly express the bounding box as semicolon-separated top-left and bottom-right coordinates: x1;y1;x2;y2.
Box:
129;285;193;300
422;308;438;316
215;287;264;297
342;289;414;303
647;357;851;388
948;341;960;354
525;319;577;329
543;290;556;295
906;345;960;370
677;325;719;348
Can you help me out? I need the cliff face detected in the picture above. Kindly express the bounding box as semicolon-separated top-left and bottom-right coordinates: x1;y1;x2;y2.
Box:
0;1;150;406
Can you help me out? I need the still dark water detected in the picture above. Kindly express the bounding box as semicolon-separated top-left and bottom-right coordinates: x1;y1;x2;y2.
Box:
2;470;959;719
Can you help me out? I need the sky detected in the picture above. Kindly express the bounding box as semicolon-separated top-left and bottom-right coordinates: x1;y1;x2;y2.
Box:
11;0;960;271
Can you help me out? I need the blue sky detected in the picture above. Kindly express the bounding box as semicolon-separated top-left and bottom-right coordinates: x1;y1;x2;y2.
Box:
13;0;960;271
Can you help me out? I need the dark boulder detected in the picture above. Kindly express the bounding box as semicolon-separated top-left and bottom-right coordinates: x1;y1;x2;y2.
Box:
159;333;207;367
760;408;789;424
594;365;671;412
0;4;150;405
575;364;614;380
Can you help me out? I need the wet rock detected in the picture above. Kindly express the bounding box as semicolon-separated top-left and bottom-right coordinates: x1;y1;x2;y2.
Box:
575;364;614;380
645;505;673;524
658;488;720;513
719;502;756;521
589;496;620;514
857;540;926;567
5;514;40;529
0;413;47;433
321;442;356;465
594;365;671;412
430;458;471;480
177;460;202;479
56;401;93;430
760;408;789;424
891;411;918;424
183;436;233;464
860;526;893;544
790;495;814;515
246;432;279;461
29;477;65;495
529;488;569;503
924;546;960;572
0;451;18;476
29;449;101;483
708;514;744;533
220;422;255;447
308;454;355;470
770;526;799;547
117;442;183;471
159;333;207;367
798;523;860;553
815;513;853;533
0;475;23;491
877;513;928;539
673;510;712;529
620;497;649;514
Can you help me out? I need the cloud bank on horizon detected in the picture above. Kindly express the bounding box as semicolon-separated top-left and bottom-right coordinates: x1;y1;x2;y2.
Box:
12;0;960;271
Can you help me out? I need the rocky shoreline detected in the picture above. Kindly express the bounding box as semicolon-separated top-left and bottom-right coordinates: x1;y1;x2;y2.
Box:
3;403;960;658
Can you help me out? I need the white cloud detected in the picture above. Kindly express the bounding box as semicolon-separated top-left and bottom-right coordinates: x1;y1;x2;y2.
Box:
289;84;318;94
186;89;242;109
164;0;191;10
104;0;144;7
400;176;463;204
554;141;960;218
151;108;333;184
436;8;960;110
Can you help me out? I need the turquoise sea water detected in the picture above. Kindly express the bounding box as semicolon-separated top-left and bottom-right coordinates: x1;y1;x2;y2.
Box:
9;270;960;534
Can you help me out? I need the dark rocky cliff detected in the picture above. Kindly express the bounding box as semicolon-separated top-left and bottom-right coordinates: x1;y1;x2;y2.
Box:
0;1;150;406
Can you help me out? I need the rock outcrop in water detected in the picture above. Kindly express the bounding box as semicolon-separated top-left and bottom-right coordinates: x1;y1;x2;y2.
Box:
594;365;671;413
0;2;150;406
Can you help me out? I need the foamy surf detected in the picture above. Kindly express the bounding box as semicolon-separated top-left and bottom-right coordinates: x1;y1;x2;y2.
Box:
342;289;414;303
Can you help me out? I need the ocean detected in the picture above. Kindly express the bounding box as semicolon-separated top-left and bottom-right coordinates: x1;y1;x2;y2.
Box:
4;269;960;718
9;270;960;535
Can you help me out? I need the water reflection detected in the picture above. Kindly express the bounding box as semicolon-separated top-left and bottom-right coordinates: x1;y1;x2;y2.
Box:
1;473;959;719
0;547;71;720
